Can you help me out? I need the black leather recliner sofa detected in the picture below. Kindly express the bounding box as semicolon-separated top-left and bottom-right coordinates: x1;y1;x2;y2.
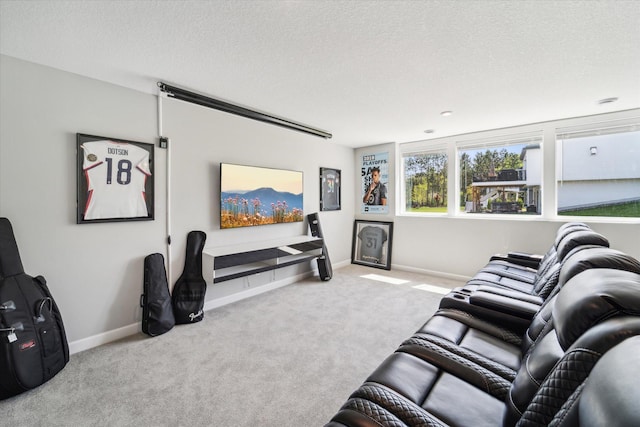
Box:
326;224;640;427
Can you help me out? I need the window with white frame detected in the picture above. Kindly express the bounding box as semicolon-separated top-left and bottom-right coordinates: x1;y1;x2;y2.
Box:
556;122;640;218
401;149;448;213
457;133;543;215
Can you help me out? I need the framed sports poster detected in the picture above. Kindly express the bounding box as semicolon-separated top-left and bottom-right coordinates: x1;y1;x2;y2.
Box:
351;220;393;270
361;151;389;214
319;167;341;211
76;133;154;224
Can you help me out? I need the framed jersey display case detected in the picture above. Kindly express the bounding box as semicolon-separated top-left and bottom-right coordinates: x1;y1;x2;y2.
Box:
351;219;393;270
76;133;154;224
319;167;341;211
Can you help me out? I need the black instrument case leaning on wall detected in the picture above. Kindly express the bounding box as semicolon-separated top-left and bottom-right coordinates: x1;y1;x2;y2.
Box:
140;252;175;336
0;217;69;400
172;230;207;324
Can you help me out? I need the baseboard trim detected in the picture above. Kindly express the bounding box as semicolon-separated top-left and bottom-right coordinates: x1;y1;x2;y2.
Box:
392;263;471;282
68;269;318;355
332;259;352;269
68;323;140;355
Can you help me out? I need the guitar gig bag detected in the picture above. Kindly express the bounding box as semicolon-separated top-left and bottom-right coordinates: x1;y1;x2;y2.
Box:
171;231;207;324
140;253;174;336
0;217;69;400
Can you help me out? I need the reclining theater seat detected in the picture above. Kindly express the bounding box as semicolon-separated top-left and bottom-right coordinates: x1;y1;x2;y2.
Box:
325;268;640;427
471;222;590;289
419;246;640;377
482;222;588;274
520;245;640;351
548;335;640;427
464;228;608;297
406;256;640;406
438;235;623;335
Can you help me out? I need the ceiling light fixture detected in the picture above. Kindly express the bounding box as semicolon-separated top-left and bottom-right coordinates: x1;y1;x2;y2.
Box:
440;110;453;117
597;97;618;105
424;129;435;134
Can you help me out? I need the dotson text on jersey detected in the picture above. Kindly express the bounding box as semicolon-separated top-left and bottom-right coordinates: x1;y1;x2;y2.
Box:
107;147;129;156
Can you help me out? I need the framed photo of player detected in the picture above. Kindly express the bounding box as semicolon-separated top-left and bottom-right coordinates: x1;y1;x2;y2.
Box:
319;167;341;211
351;220;393;270
76;133;154;224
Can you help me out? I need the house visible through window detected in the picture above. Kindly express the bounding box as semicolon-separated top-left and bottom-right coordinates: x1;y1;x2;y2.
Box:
556;123;640;218
457;133;543;215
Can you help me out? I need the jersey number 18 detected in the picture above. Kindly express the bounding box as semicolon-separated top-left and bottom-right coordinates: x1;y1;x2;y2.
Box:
105;158;132;185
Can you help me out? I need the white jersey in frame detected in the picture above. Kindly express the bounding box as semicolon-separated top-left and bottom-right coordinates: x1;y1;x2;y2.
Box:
81;140;151;220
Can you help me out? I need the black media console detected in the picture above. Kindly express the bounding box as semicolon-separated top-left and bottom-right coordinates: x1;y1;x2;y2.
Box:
202;236;324;284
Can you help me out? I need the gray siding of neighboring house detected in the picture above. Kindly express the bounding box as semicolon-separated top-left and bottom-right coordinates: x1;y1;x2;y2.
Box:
557;131;639;210
557;179;640;210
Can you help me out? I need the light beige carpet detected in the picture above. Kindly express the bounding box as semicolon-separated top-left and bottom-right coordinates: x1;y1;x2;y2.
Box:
0;264;460;426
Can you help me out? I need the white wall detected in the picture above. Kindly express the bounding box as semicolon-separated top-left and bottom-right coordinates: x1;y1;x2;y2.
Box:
0;55;354;352
390;216;640;278
1;55;164;349
161;97;355;302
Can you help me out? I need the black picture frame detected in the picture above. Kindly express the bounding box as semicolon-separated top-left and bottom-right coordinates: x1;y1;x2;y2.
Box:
319;167;341;211
76;133;154;224
351;220;393;270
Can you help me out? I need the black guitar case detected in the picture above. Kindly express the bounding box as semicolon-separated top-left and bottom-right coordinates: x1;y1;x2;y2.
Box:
140;253;174;336
0;217;69;400
172;231;207;324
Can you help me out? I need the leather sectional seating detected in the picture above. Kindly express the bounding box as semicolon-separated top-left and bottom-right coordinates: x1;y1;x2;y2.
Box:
326;224;640;427
464;223;608;298
472;221;590;281
439;229;620;335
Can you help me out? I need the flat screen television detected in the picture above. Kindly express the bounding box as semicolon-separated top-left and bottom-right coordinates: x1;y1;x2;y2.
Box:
220;163;304;229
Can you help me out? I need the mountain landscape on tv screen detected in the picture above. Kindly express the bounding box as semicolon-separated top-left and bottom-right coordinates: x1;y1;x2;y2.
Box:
221;187;302;210
220;187;303;228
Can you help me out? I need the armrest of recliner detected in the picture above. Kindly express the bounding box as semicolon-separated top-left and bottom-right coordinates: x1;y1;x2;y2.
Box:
469;292;540;320
474;285;544;306
439;286;542;332
489;251;543;269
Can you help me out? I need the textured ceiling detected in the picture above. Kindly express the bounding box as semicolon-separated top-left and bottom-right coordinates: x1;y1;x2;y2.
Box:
1;0;639;147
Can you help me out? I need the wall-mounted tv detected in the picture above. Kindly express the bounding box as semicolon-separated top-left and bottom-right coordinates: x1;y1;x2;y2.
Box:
220;163;304;229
